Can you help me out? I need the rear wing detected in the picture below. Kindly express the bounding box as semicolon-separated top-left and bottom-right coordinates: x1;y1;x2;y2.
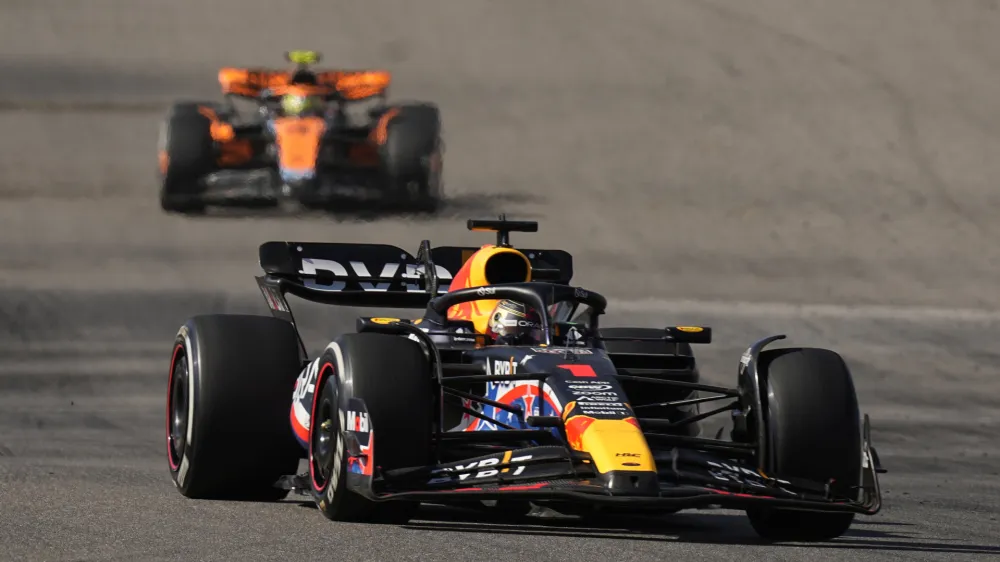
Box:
218;67;390;101
255;239;573;310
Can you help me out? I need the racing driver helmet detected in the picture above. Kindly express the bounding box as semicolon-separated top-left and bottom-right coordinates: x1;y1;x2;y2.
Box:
280;92;321;117
485;299;544;346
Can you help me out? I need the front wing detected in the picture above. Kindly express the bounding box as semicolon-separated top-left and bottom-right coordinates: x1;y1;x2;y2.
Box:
197;168;387;203
319;423;883;516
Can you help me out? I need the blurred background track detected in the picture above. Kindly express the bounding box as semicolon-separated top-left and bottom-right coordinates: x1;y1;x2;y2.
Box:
1;1;999;560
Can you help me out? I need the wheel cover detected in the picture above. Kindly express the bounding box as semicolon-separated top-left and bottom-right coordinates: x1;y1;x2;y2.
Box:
167;347;189;470
310;385;338;490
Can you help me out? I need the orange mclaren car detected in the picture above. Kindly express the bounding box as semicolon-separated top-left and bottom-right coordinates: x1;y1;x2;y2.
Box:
156;51;443;214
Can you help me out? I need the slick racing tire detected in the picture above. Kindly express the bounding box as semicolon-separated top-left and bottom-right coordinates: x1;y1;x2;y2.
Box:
166;314;302;500
309;333;433;523
379;103;443;213
158;102;216;214
746;347;862;542
598;327;701;437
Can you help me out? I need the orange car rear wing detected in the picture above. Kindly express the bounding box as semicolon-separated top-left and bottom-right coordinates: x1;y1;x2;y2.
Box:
218;68;287;97
218;67;391;100
331;71;391;100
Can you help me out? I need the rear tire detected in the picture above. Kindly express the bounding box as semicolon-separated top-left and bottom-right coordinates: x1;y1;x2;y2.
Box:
158;102;216;213
309;333;433;523
379;103;443;213
746;347;861;541
166;315;303;500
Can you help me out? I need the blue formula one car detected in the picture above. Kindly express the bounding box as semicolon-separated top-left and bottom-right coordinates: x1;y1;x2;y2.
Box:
164;217;885;541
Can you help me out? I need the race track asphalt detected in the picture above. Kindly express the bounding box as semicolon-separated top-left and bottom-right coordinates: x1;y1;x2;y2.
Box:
1;1;999;560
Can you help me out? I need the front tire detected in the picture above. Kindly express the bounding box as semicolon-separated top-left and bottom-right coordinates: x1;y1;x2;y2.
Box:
166;314;302;500
309;333;433;523
746;347;862;541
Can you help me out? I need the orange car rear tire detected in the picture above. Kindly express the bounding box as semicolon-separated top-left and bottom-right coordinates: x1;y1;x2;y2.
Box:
159;102;216;213
380;103;443;213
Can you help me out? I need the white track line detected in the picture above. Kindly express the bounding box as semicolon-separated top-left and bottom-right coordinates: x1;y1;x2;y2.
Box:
608;298;1000;323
